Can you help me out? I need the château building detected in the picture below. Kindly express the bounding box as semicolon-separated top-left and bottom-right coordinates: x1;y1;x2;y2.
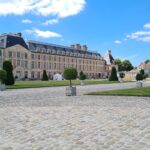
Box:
104;50;118;77
0;32;115;80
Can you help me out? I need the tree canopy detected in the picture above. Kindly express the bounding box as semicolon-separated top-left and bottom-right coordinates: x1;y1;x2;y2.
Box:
115;59;134;71
3;61;15;85
145;59;150;63
109;67;118;81
0;70;7;84
63;67;77;87
42;70;49;81
79;71;86;80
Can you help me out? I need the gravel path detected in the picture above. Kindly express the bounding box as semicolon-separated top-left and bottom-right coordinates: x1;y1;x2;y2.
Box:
0;82;150;150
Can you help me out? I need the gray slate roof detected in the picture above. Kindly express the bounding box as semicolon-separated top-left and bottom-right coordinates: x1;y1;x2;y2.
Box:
104;50;115;64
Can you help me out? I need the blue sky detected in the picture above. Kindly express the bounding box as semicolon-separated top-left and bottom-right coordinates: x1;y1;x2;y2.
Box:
0;0;150;66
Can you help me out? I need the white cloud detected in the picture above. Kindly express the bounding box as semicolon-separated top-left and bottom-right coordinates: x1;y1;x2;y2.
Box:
0;0;86;18
126;31;150;42
43;19;59;26
138;36;150;42
144;23;150;29
25;28;62;38
114;40;121;44
22;19;32;24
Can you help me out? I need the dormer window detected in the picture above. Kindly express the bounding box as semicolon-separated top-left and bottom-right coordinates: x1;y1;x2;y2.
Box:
0;39;4;43
9;51;12;58
17;52;20;58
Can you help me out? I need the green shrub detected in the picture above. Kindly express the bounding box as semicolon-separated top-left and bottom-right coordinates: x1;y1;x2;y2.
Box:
136;73;143;81
42;70;49;81
119;72;125;78
0;70;7;84
140;69;144;76
3;61;15;85
139;69;147;79
63;67;77;87
109;67;118;81
79;71;86;80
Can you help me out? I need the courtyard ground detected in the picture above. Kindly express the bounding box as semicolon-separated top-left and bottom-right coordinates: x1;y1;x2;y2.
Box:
0;81;150;150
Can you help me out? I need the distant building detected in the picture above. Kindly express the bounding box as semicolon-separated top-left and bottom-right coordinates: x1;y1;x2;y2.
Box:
124;61;150;80
138;61;150;77
104;50;118;77
0;32;111;80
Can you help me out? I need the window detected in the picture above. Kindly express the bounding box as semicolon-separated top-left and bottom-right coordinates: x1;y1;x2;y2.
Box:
0;39;4;43
0;50;2;56
54;56;56;61
49;56;51;61
32;54;34;59
25;53;28;59
32;61;34;69
9;59;12;64
48;72;51;79
24;71;28;79
44;55;46;61
37;72;40;79
49;63;51;69
31;71;34;79
8;51;12;58
38;62;40;69
17;52;20;58
17;60;20;66
44;62;46;69
59;57;61;62
25;61;28;69
54;63;56;69
38;55;40;60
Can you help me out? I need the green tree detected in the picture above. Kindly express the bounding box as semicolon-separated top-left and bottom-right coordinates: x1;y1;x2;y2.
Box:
136;73;143;81
42;70;49;81
0;70;7;84
140;69;144;76
145;59;150;63
63;67;77;87
140;69;147;79
79;71;86;80
115;59;123;71
119;72;125;79
115;59;134;71
109;67;118;81
3;61;15;85
122;60;133;71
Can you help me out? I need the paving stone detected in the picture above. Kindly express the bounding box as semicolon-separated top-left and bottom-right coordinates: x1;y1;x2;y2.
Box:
0;82;150;149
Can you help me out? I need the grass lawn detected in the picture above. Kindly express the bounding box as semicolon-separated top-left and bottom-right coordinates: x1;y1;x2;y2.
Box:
87;86;150;97
6;79;119;89
146;78;150;81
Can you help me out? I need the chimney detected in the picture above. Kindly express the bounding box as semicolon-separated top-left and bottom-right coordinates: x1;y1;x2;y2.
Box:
17;32;22;37
70;44;75;48
82;45;88;51
75;44;81;50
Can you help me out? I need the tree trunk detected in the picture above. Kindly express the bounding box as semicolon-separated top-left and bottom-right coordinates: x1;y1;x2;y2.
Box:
70;80;72;87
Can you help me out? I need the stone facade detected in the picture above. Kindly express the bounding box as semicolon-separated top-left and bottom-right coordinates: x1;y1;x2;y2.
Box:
0;33;115;80
124;61;150;80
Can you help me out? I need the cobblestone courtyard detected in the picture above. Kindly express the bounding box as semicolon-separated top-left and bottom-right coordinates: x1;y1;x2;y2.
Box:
0;82;150;150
